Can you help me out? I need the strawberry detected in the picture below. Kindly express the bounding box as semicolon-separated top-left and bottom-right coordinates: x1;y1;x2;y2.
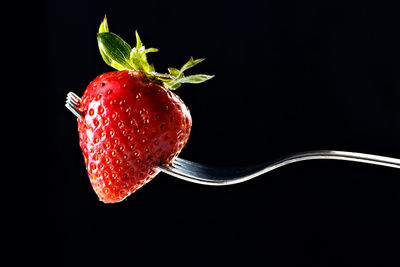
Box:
76;17;213;203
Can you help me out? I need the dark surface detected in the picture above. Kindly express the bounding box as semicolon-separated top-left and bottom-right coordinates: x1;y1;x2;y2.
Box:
43;0;400;266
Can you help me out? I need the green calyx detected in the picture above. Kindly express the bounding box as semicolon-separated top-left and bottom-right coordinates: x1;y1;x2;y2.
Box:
97;16;214;90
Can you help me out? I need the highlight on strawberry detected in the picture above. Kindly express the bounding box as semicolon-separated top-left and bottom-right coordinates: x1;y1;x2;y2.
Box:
75;16;213;203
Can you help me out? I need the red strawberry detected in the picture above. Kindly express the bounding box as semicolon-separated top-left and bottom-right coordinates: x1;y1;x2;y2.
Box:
76;16;213;203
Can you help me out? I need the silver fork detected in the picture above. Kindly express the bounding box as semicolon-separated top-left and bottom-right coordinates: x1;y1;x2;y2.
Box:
65;91;400;186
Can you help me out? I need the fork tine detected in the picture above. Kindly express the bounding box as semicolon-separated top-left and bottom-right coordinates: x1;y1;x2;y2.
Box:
159;158;232;185
65;91;83;118
66;103;82;117
65;102;82;118
67;92;78;99
68;91;81;100
67;92;81;105
66;97;79;107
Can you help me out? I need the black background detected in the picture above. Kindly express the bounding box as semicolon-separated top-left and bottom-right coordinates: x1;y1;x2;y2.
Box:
43;0;399;266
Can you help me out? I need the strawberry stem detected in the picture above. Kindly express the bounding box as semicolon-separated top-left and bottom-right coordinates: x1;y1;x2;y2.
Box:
97;16;214;90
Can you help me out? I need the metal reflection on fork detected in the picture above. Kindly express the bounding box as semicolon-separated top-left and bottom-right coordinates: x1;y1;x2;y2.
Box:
65;91;400;186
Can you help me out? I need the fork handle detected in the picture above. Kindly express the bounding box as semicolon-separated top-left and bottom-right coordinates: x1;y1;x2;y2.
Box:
161;150;400;186
230;150;400;184
273;150;400;169
232;150;400;185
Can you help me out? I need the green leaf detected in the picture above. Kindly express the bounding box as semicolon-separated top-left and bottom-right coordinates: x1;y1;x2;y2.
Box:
129;33;158;72
97;32;133;70
98;16;109;33
178;57;205;76
166;74;214;90
135;31;143;50
130;48;147;71
168;67;180;77
99;45;113;66
170;82;182;90
145;47;159;53
130;48;155;72
174;74;214;84
148;63;155;72
97;16;113;67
